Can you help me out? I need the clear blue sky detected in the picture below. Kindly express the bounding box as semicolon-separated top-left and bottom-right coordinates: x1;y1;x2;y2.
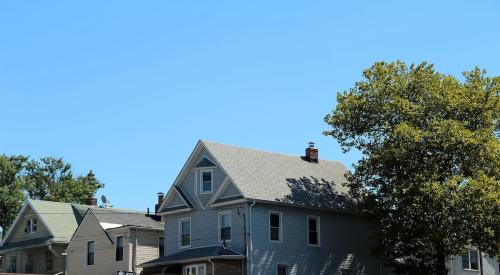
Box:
1;1;499;211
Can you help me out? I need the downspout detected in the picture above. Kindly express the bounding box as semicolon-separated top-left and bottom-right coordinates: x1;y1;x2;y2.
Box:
208;258;215;275
248;200;256;275
49;243;66;275
479;250;483;275
133;228;138;273
242;211;246;275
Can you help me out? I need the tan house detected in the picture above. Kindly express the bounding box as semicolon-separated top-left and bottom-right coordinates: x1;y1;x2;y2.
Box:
66;206;164;275
0;199;91;274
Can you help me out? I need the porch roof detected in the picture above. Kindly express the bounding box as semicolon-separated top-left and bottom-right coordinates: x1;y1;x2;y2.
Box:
141;245;244;267
0;236;52;253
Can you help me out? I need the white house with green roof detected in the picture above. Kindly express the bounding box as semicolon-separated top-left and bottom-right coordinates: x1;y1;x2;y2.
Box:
0;199;90;274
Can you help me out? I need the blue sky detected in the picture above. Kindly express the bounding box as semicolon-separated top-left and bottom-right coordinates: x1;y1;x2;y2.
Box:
1;0;499;211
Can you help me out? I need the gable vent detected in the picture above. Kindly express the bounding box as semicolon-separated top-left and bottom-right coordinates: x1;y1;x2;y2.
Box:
196;157;216;168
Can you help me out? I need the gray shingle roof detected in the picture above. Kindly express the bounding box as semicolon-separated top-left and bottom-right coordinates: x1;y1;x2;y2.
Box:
202;141;350;205
91;207;163;230
141;245;243;267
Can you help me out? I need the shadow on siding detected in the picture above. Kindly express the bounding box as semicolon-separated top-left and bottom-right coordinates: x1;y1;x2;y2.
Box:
277;177;355;210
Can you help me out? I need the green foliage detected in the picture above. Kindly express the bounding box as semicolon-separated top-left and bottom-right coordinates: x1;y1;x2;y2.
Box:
0;155;27;236
324;61;499;274
0;156;104;235
23;157;103;204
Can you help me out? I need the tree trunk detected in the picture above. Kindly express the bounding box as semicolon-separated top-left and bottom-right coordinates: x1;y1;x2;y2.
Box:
435;245;449;275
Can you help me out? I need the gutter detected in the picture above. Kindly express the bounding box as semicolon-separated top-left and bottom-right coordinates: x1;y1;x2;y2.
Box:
140;255;245;268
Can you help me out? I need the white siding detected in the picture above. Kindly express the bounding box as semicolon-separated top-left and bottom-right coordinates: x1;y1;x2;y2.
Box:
66;213;131;275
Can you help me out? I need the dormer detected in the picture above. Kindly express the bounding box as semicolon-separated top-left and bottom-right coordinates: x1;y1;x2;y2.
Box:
196;157;216;195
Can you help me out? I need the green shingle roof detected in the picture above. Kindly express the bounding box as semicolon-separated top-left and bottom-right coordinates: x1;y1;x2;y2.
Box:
28;199;92;243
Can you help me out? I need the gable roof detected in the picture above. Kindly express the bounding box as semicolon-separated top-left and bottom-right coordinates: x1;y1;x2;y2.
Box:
29;200;91;243
90;207;163;230
159;140;350;212
201;140;349;203
2;199;92;245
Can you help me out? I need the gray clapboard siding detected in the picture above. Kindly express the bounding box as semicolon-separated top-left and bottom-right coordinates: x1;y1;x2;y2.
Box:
220;181;242;198
447;253;499;275
167;192;188;208
164;203;247;257
249;203;384;275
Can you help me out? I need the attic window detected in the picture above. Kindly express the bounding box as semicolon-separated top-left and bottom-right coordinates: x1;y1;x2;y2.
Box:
200;169;213;194
24;218;37;234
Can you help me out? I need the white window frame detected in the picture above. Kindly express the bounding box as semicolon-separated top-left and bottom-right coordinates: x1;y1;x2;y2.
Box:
307;215;321;247
179;217;191;249
86;240;95;266
218;211;232;243
276;263;289;275
115;235;124;262
462;249;479;271
184;263;207;275
269;211;283;243
199;169;213;194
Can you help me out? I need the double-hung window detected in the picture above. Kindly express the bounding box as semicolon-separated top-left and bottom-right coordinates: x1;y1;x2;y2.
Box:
159;237;165;257
307;216;320;246
25;253;33;273
24;218;37;234
184;264;206;275
219;212;232;242
200;170;213;194
9;255;16;273
461;249;479;270
277;263;289;275
87;241;95;266
46;251;53;271
269;212;282;242
115;236;124;261
180;218;191;248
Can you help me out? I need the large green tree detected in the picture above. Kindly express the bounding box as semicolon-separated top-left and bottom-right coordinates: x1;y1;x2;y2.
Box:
0;155;28;237
0;156;104;235
324;61;499;274
23;157;103;203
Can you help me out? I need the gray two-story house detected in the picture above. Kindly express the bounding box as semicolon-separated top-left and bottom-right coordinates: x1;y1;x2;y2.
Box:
142;140;390;275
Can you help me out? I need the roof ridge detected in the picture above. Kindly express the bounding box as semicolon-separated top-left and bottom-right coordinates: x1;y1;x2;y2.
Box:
28;199;89;208
91;207;146;214
200;139;343;164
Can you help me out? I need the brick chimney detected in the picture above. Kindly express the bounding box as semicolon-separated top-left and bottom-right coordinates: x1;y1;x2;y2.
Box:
85;197;97;206
155;192;165;213
305;142;318;163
